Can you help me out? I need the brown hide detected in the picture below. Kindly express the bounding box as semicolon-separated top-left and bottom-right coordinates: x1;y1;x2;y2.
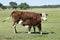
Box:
11;11;42;33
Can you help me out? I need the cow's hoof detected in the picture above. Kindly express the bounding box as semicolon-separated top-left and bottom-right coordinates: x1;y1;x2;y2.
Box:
39;32;42;35
16;32;18;33
28;32;31;34
15;31;18;33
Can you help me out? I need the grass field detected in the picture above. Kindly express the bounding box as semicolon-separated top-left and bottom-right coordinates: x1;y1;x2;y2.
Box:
0;8;60;40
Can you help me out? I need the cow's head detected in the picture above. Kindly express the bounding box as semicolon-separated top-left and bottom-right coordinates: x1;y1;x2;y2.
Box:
40;13;48;21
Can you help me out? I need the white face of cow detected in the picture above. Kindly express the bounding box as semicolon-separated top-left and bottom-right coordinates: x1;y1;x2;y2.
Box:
41;13;48;21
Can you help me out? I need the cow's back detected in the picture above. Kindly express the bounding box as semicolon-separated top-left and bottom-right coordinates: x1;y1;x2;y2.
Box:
21;12;42;26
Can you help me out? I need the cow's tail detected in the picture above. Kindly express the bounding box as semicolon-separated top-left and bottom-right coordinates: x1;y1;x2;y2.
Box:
2;16;11;22
2;11;14;22
2;11;16;22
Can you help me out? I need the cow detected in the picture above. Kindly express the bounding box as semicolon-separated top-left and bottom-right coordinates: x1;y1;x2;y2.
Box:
10;11;48;34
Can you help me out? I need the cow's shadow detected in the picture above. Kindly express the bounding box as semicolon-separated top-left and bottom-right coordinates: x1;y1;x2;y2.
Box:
17;31;55;35
31;32;55;34
31;32;49;34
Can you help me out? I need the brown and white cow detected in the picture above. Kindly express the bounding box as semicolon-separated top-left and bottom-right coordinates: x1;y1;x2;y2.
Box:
10;11;48;34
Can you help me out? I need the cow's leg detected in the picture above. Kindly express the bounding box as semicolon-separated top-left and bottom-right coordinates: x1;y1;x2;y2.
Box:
13;22;18;33
37;24;42;35
28;26;31;34
33;27;36;33
13;17;20;33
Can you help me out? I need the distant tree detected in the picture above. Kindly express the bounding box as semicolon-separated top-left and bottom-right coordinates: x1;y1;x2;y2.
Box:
0;3;3;7
18;3;30;9
0;3;7;10
9;2;17;9
1;6;7;10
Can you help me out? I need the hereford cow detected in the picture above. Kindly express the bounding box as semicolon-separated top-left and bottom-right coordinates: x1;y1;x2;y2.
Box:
11;11;48;34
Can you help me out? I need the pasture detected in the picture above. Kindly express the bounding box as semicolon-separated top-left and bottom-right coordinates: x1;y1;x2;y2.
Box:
0;8;60;40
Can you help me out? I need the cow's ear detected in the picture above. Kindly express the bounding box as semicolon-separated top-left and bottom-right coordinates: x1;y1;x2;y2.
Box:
40;14;42;16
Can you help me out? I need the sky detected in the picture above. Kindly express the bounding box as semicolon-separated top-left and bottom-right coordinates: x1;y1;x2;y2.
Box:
0;0;60;6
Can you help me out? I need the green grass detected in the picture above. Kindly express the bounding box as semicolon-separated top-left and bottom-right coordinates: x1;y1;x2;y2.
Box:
0;8;60;40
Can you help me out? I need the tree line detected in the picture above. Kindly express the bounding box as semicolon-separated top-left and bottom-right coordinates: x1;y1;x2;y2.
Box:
0;2;60;10
0;2;30;10
31;5;60;8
